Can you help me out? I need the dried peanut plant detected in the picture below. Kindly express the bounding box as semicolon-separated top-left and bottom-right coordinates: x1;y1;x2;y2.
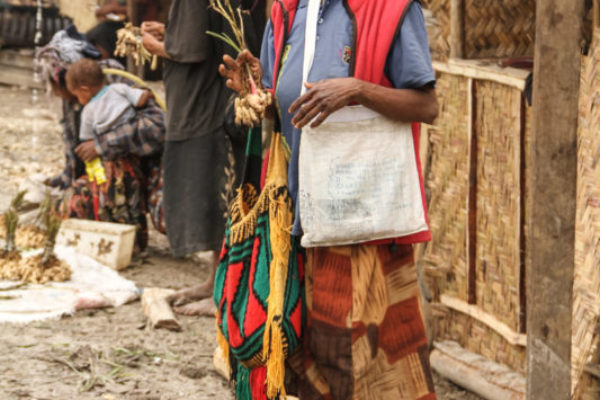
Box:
0;193;71;284
115;23;158;70
2;191;26;257
208;0;272;126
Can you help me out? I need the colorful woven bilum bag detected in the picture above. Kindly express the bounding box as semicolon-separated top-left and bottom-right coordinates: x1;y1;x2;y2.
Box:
214;126;305;400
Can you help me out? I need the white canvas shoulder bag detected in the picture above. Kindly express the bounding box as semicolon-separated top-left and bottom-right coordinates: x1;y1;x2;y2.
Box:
297;0;428;247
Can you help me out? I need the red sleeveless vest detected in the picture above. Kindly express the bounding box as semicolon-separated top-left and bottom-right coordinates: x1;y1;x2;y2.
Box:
269;0;431;244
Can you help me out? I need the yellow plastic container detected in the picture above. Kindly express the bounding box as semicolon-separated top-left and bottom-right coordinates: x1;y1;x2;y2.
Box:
85;158;107;185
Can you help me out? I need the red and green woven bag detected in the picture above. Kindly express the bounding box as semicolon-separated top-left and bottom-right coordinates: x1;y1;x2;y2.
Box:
214;127;305;399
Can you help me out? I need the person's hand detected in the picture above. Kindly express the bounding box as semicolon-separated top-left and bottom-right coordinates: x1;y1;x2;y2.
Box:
289;78;360;129
142;32;169;58
136;90;154;108
75;141;99;163
218;50;263;96
141;21;165;40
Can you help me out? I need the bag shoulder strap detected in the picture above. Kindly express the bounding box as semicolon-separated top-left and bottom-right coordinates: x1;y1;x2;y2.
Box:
301;0;321;96
241;126;263;189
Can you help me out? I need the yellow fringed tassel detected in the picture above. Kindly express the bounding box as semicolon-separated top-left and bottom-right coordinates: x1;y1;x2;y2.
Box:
265;320;286;399
263;188;293;399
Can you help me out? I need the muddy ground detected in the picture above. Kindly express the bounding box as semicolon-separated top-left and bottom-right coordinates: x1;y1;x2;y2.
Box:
0;86;481;399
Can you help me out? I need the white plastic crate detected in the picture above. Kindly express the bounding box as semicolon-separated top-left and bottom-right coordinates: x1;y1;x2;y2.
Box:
56;219;136;270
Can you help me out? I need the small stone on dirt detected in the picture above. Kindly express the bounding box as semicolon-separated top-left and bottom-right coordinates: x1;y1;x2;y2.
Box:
179;366;207;380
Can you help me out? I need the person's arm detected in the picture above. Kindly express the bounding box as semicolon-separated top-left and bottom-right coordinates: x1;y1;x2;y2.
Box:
79;110;96;144
92;101;166;160
136;90;154;108
114;84;147;107
289;80;437;128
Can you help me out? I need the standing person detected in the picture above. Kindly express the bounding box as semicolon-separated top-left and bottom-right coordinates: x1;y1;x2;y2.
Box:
220;0;438;398
142;0;233;316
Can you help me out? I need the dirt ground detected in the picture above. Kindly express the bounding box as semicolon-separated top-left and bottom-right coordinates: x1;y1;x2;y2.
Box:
0;86;481;400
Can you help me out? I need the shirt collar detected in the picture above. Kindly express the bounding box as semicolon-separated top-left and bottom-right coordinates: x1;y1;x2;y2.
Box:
90;85;109;103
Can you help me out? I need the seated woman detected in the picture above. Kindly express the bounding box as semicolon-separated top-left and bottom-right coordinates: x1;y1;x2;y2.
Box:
38;27;166;251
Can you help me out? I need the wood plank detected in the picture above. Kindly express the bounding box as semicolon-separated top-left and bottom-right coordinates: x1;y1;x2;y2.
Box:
518;96;527;334
466;78;476;305
431;340;526;400
141;288;181;332
449;0;464;58
440;295;527;347
526;0;584;398
433;59;530;90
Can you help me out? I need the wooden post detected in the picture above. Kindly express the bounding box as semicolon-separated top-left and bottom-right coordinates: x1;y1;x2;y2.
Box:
449;0;464;58
526;1;584;399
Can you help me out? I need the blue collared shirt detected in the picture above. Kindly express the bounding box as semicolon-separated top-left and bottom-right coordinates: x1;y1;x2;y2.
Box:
260;0;435;235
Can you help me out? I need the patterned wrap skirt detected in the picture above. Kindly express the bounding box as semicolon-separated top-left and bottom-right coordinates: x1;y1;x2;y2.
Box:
57;158;149;251
296;243;437;400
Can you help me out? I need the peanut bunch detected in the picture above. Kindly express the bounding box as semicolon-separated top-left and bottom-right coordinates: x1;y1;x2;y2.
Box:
115;23;158;70
0;255;71;284
208;0;272;126
235;90;272;126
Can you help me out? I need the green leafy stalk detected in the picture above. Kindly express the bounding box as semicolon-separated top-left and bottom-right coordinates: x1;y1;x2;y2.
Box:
38;192;61;267
206;31;242;53
3;191;27;254
40;214;60;266
208;0;260;96
210;0;247;49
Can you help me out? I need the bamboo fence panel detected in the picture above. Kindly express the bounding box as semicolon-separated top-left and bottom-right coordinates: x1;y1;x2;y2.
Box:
421;59;530;375
474;81;523;332
433;306;526;373
572;28;600;399
422;0;536;60
463;0;535;59
420;72;470;302
421;0;451;61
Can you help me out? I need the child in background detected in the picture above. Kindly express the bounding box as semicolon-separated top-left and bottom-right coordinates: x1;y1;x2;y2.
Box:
65;58;153;183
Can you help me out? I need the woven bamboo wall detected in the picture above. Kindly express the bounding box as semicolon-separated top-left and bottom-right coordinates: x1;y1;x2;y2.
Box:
421;0;450;61
420;72;470;302
572;28;600;399
463;0;535;59
421;0;536;60
474;81;523;332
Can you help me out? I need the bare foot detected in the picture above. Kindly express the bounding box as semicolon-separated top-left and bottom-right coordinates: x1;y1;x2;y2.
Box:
174;298;216;317
167;282;213;306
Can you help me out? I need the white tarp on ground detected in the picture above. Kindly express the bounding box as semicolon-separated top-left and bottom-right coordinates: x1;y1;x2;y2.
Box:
0;245;140;324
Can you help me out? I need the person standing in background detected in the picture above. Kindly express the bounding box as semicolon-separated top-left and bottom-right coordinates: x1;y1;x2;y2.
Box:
142;0;234;316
